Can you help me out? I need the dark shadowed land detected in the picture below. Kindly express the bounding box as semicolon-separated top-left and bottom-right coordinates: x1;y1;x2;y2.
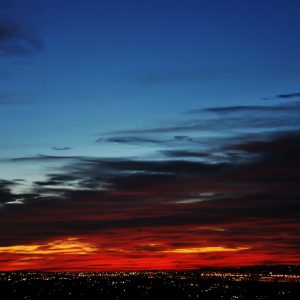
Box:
1;265;300;299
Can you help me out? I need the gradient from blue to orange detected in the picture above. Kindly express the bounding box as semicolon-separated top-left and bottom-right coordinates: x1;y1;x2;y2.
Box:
0;0;300;271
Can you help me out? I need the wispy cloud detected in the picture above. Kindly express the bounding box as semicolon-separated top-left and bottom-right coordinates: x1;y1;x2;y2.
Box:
186;102;300;114
8;154;82;162
0;19;43;57
0;179;18;204
95;136;162;145
52;146;72;151
0;0;43;57
263;92;300;100
107;102;300;139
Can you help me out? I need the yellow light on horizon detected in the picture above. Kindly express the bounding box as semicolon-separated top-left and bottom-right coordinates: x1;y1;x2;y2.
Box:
0;238;97;255
164;246;249;254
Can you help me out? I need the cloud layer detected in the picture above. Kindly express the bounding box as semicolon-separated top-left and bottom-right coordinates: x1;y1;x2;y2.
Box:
1;98;300;271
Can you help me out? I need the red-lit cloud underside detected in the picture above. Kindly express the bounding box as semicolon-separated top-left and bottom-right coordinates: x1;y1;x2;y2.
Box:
1;218;300;271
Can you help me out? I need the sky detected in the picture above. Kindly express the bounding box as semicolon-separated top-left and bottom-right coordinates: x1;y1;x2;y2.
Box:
0;0;300;271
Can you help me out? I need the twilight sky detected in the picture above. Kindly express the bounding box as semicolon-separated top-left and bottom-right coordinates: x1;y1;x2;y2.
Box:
1;0;300;271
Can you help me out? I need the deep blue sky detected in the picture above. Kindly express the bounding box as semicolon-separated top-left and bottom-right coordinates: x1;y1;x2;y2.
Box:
0;0;300;183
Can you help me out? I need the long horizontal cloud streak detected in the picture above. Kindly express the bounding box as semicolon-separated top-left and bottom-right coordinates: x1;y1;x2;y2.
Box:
263;92;300;100
1;100;300;270
107;102;300;137
186;102;300;114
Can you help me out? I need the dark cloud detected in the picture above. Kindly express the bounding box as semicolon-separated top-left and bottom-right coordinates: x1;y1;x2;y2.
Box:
174;135;194;141
34;174;78;187
186;105;268;114
97;135;198;148
161;150;210;158
186;102;300;115
0;19;43;56
0;1;43;57
52;146;72;151
111;116;300;136
0;179;37;205
1;128;300;247
161;149;249;165
263;92;300;100
228;132;300;165
96;136;162;145
9;154;82;162
0;180;17;204
109;102;300;137
276;92;300;99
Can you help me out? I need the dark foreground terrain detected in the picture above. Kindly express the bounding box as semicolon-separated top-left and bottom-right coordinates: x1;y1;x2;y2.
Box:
1;266;300;299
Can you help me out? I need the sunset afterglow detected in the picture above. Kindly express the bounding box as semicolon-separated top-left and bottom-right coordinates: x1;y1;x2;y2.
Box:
1;0;300;273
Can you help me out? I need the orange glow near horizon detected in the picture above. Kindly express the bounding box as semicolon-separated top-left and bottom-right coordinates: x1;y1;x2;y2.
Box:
163;246;250;254
0;239;248;256
0;231;298;272
0;238;97;255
